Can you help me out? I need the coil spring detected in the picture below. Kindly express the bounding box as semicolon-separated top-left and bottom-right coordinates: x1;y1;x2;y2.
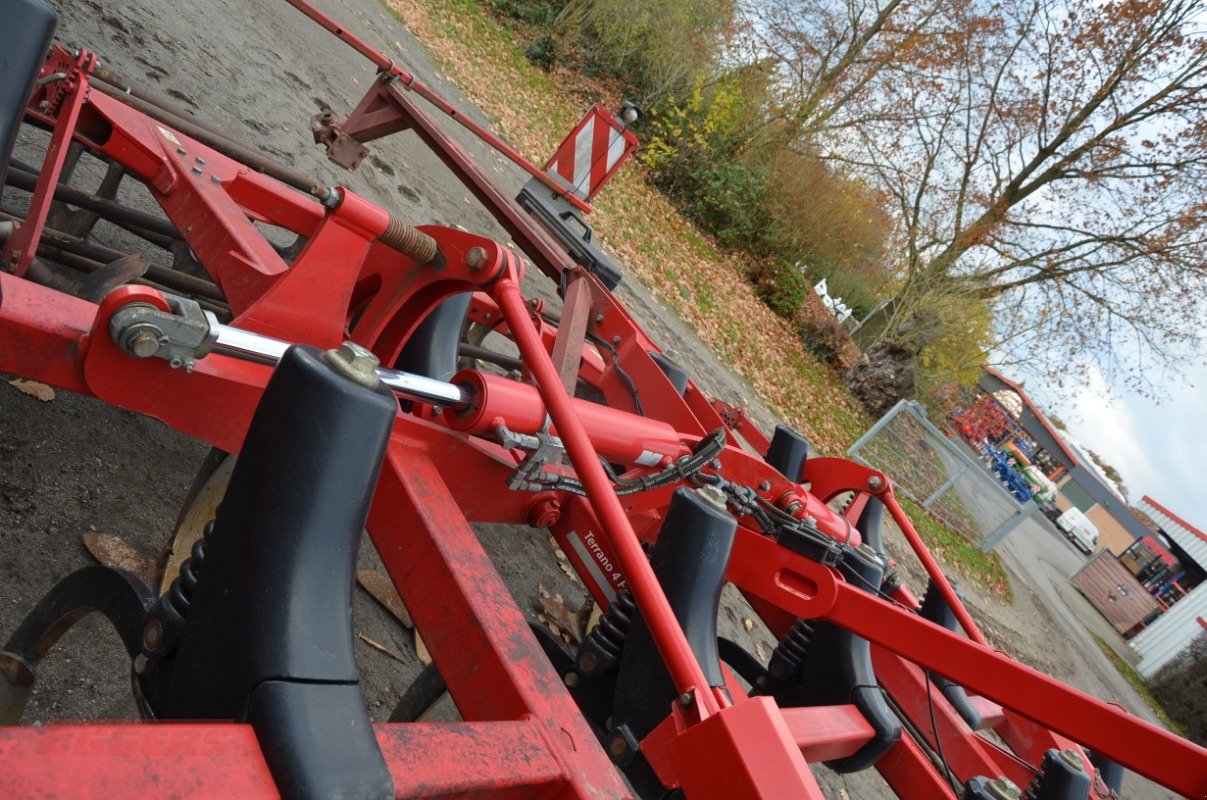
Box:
379;213;438;264
587;591;636;662
768;619;814;678
161;519;212;623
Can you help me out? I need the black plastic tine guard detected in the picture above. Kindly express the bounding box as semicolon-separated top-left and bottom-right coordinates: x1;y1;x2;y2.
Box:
765;424;810;481
163;345;397;800
918;577;984;731
396;293;472;382
611;487;737;741
856;496;886;555
0;0;56;191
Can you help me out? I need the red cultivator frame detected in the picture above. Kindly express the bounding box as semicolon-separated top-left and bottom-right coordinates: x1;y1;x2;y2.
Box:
0;2;1204;798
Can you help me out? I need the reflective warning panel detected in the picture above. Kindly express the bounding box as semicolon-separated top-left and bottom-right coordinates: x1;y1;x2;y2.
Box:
544;105;639;202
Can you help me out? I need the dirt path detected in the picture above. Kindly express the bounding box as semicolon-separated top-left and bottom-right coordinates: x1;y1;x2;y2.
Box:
0;1;1182;798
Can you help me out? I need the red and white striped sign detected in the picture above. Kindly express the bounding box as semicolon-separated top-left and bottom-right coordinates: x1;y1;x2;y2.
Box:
544;105;638;202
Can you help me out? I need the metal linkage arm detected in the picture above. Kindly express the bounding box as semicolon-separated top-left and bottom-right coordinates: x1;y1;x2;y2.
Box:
106;300;470;409
281;0;593;213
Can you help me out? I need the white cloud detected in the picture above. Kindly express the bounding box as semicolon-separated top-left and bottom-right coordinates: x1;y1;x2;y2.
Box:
1054;363;1206;527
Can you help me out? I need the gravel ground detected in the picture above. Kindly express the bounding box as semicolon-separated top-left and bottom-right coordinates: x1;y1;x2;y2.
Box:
0;1;1184;797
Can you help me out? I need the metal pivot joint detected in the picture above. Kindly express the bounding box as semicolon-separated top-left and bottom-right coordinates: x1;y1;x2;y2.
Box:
109;295;218;371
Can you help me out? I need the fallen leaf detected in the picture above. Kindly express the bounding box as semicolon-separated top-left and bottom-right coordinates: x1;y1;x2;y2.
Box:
358;633;407;665
414;630;432;664
82;532;157;588
743;617;754;632
840;790;851;800
537;584;585;644
557;558;580;583
9;378;54;402
583;597;601;635
754;642;768;661
358;570;413;628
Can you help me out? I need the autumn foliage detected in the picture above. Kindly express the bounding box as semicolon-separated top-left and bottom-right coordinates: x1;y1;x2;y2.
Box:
480;0;1207;412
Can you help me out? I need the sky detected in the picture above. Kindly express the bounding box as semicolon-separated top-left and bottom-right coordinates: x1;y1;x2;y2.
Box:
1020;362;1207;532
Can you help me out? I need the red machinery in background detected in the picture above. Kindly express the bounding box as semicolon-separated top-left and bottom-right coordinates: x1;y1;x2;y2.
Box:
0;1;1203;798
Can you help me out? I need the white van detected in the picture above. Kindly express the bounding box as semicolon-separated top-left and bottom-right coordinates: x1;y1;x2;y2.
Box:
1055;507;1099;553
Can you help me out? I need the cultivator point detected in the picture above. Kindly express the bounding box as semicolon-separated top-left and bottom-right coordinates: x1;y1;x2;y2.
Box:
0;0;1204;798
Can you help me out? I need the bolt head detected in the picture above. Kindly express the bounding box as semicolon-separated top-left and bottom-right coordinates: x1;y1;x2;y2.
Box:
985;778;1021;800
758;480;771;492
323;341;381;388
678;692;694;706
563;672;580;688
528;497;562;527
578;651;598;674
465;246;489;271
867;475;884;490
1058;748;1085;771
694;484;728;512
608;735;628;758
142;618;163;650
125;329;161;358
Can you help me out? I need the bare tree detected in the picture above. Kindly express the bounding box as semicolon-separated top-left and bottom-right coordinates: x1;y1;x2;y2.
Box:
829;0;1207;395
735;0;976;141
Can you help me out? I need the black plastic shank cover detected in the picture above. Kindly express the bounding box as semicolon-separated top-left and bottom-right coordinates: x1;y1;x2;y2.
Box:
165;346;396;799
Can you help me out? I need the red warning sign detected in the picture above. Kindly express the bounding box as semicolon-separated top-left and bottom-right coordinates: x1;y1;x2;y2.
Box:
544;105;639;202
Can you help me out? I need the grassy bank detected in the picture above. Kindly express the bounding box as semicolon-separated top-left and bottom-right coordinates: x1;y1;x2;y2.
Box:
1090;634;1185;735
898;497;1013;601
385;0;870;455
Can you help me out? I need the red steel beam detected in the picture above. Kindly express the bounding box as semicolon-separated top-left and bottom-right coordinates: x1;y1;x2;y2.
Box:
641;697;828;799
366;446;630;799
0;720;583;798
872;646;1036;788
968;696;1006;731
835;587;1207;795
781;704;876;763
3;52;93;276
727;527;1207;797
0;272;91;394
876;731;961;799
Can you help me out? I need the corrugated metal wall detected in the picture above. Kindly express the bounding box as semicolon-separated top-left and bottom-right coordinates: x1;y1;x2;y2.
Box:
1139;499;1207;572
1131;582;1207;678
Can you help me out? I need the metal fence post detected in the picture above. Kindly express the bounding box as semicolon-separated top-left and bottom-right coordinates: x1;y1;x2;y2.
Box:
923;464;970;508
846;399;909;458
980;503;1036;552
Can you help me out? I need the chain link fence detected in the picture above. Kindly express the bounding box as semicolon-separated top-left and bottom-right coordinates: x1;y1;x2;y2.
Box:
848;400;1032;550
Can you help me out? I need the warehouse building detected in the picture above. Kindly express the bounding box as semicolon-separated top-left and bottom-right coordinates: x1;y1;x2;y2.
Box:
968;369;1151;554
1128;496;1207;678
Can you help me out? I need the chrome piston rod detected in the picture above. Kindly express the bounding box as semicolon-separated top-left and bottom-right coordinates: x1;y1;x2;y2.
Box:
213;325;470;409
